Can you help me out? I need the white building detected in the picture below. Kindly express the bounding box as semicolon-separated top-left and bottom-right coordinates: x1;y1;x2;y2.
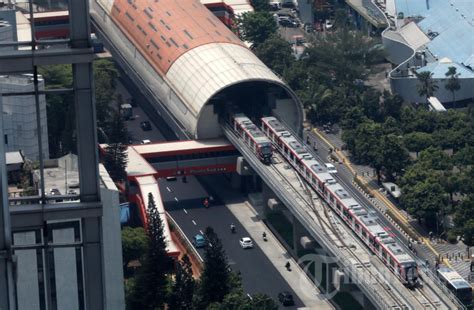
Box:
381;0;474;104
1;74;49;161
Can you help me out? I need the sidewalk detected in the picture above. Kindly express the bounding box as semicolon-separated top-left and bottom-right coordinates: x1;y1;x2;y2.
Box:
227;202;334;310
310;126;473;282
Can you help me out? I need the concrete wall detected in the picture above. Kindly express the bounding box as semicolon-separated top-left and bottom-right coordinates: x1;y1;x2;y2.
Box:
100;187;126;310
391;75;474;103
382;31;414;65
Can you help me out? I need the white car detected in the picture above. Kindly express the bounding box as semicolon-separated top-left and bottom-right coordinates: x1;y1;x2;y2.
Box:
239;237;253;249
140;139;151;144
325;163;337;174
325;19;334;30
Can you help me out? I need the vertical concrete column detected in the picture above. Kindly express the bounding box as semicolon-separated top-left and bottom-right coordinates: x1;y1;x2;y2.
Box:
292;214;305;256
0;97;15;310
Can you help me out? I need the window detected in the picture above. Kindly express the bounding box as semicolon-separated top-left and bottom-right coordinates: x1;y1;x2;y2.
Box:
144;8;153;19
183;30;193;40
150;39;159;50
148;22;157;32
125;12;134;22
4;134;7;144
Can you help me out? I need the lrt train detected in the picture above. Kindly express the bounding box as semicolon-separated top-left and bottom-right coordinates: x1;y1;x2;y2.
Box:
260;116;419;287
231;114;273;165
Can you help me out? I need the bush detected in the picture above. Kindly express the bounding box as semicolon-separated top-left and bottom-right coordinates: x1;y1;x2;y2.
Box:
447;230;458;244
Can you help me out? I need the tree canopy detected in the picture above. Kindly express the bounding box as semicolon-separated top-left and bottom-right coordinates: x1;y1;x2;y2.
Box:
134;193;171;309
237;11;278;47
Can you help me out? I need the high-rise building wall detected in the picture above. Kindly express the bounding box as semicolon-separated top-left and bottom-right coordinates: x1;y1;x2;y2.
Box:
1;1;121;309
1;75;49;161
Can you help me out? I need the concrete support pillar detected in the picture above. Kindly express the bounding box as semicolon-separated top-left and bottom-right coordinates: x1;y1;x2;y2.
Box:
292;214;305;256
230;173;241;190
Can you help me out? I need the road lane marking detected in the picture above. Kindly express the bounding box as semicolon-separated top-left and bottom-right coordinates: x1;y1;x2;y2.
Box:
166;187;171;192
174;197;179;202
199;230;203;235
192;220;197;225
183;209;188;214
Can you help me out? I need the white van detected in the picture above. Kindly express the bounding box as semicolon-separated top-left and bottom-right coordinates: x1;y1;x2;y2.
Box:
325;163;337;174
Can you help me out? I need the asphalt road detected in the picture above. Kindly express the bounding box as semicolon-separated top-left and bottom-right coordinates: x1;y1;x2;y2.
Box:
121;83;305;308
160;177;304;308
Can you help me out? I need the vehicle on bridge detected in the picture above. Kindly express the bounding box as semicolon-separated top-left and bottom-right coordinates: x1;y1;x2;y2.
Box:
261;116;419;288
232;114;273;165
437;267;472;305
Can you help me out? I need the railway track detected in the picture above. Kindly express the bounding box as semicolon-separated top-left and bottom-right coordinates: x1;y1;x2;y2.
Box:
270;154;409;309
222;122;461;309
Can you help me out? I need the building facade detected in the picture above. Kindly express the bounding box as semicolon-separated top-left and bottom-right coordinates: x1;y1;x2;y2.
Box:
1;74;49;161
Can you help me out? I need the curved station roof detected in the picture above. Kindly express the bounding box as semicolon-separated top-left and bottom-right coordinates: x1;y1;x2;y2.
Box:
97;0;302;138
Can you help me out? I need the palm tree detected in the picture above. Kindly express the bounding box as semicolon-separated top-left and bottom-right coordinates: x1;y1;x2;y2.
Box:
444;66;461;108
415;71;438;104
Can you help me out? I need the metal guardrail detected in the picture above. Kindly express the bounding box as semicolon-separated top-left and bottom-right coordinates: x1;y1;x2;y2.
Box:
222;124;401;309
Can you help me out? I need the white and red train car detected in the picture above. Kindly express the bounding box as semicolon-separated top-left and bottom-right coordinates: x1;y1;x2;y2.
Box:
232;114;273;164
261;116;419;287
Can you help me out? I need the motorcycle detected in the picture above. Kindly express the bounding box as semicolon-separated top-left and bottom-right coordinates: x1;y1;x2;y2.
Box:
262;232;268;242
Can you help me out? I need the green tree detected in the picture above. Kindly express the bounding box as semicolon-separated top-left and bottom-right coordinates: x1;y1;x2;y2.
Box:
122;227;148;270
415;71;438;103
403;132;434;155
197;227;231;307
255;35;294;76
453;145;474;167
401;179;447;229
102;110;128;182
94;59;119;127
237;11;278;47
378;134;409;180
169;255;195;310
250;0;269;11
380;90;403;120
462;219;474;246
304;29;384;87
444;66;461;107
135;193;171;310
417;147;452;171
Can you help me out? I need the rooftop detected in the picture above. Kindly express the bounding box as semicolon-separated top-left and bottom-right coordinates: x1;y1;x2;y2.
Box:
394;0;474;75
110;0;244;74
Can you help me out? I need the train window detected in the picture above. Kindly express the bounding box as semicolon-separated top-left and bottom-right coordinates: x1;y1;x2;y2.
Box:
318;181;323;191
355;223;360;231
290;152;294;162
389;257;395;268
361;230;367;239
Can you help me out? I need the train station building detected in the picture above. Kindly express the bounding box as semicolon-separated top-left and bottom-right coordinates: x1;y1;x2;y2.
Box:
91;0;304;140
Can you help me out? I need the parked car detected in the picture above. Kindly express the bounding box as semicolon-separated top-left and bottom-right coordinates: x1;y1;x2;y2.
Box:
325;163;337;174
239;237;253;249
140;121;152;131
325;19;334;30
192;234;206;248
49;188;61;196
279;18;298;28
140;139;151;144
278;291;295;306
